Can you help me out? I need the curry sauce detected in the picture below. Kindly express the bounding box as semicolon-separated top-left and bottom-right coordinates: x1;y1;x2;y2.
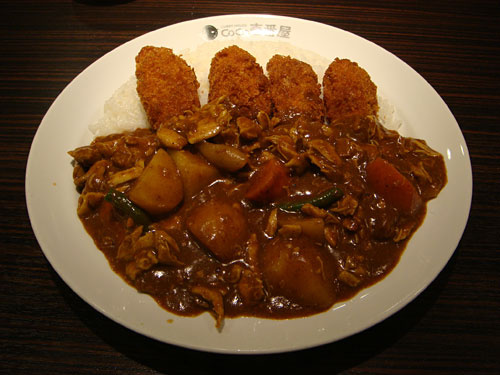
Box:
70;106;446;326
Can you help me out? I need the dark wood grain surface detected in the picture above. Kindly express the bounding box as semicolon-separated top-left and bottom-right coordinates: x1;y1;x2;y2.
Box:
2;0;499;374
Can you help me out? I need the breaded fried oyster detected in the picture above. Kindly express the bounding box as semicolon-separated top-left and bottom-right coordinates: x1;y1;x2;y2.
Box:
208;45;271;118
267;55;324;122
135;46;200;130
323;58;378;124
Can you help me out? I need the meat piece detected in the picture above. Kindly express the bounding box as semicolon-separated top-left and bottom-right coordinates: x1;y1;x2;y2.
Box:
160;97;232;144
306;139;343;180
154;230;183;266
118;228;183;281
238;270;265;305
135;46;200;129
73;159;109;193
266;55;324;122
69;129;158;170
77;192;104;217
208;45;271;118
191;286;225;329
236;117;262;139
323;58;378;124
68;145;102;168
338;270;361;287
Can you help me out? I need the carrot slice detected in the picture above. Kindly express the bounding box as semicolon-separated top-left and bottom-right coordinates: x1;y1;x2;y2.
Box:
98;200;114;224
366;158;422;215
245;159;290;202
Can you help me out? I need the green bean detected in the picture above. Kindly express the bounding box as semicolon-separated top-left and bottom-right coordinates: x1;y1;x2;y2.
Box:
104;189;152;227
277;187;343;212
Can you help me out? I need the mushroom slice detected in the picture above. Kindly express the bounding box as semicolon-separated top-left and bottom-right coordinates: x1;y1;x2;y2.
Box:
108;165;144;187
157;127;188;150
186;118;224;144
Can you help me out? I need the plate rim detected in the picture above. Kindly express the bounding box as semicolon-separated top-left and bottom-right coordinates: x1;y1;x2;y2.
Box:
25;14;472;354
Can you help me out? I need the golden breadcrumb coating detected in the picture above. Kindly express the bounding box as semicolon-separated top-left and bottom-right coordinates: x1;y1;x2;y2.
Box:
208;45;271;118
267;55;324;122
135;46;200;130
322;58;378;124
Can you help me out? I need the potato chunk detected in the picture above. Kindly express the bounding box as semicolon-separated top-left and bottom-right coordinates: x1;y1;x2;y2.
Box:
128;149;183;216
168;150;220;199
187;201;248;262
260;236;336;309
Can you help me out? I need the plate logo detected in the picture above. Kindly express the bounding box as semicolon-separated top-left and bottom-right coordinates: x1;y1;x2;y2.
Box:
204;25;218;40
204;24;292;40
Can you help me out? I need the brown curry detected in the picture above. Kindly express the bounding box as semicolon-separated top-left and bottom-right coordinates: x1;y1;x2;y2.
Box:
69;96;446;327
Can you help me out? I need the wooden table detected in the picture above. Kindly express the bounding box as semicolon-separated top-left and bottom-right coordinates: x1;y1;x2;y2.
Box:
2;1;499;373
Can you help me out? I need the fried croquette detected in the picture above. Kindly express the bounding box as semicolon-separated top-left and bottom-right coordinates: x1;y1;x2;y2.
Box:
322;58;378;124
208;45;271;118
267;55;324;122
135;46;200;130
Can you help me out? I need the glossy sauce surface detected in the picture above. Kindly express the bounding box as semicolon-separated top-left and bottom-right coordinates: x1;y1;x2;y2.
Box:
71;107;446;324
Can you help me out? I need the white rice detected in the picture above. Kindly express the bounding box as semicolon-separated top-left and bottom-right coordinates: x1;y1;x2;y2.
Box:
89;41;400;136
89;76;149;137
377;95;401;130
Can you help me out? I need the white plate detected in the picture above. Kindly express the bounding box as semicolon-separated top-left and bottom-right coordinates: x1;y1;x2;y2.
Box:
25;15;472;354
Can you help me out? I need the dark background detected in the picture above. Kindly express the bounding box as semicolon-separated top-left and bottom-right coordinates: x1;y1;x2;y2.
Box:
1;0;499;374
